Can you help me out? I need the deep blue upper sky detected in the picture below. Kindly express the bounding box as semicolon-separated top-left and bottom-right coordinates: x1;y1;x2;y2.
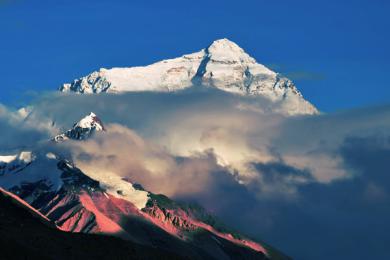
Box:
1;0;389;111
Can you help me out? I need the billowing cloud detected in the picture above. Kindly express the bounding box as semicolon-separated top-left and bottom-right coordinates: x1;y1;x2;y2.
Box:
63;124;226;197
1;88;390;259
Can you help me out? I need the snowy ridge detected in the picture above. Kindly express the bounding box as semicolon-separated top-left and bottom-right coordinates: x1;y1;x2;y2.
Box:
60;38;318;115
0;151;64;203
0;150;149;210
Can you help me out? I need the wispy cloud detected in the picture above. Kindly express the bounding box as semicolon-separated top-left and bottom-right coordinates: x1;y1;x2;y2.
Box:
284;71;326;81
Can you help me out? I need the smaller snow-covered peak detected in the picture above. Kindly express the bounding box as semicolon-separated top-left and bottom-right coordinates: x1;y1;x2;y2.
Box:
74;112;104;131
53;112;105;142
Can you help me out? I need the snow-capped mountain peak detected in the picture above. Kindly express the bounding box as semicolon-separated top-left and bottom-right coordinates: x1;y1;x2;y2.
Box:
53;112;105;142
60;38;318;115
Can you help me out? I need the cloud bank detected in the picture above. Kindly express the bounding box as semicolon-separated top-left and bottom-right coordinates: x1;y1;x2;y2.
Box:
1;87;390;259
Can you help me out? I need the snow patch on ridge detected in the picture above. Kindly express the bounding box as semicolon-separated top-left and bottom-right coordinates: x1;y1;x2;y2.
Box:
0;155;17;164
75;166;149;210
0;152;34;164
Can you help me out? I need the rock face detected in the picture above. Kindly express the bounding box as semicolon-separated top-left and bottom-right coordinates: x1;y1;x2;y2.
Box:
0;113;289;259
60;38;317;115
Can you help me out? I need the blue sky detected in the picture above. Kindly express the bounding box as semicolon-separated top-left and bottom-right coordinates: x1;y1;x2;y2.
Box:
1;0;389;111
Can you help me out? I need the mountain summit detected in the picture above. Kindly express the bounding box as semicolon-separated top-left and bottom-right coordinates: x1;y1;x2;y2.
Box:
60;38;317;115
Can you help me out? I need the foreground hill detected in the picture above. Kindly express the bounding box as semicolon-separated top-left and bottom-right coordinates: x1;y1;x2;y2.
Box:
0;187;182;260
